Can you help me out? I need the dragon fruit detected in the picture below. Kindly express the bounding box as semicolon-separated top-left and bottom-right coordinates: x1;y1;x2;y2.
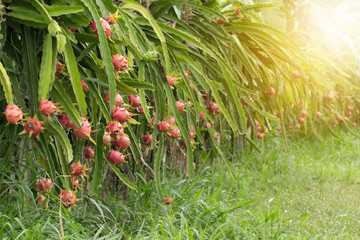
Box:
59;189;77;209
106;12;120;25
91;18;112;38
169;128;181;139
163;197;174;205
55;61;64;75
189;125;196;139
59;114;75;129
71;177;79;188
5;104;24;124
167;76;176;86
105;92;124;107
144;134;152;146
128;95;141;108
39;99;57;116
81;80;88;91
300;110;308;117
200;91;209;101
298;117;305;124
206;102;220;114
176;101;185;113
112;107;131;123
199;111;205;120
106;121;124;138
106;150;125;165
327;91;334;101
203;121;212;128
37;193;46;205
34;178;53;192
24;118;43;138
73;117;92;139
316;111;322;117
70;162;85;177
158;121;171;133
267;87;276;96
112;135;131;149
136;106;144;114
292;71;301;79
103;132;111;146
112;54;129;72
84;147;95;159
181;139;195;149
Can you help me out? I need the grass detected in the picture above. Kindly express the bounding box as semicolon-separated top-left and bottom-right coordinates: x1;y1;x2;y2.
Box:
1;132;360;239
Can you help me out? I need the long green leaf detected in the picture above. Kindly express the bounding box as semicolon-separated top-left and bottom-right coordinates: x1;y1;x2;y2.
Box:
89;123;104;195
63;37;87;116
0;61;13;104
108;163;137;190
82;0;117;111
38;34;54;101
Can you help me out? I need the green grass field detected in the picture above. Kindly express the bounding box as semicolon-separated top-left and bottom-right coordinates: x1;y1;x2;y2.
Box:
1;132;360;239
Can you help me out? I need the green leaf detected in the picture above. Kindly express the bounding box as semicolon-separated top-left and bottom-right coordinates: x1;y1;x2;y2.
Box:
63;36;87;116
0;61;13;104
82;0;116;111
154;135;164;197
52;81;83;127
7;11;47;28
89;123;104;195
38;34;54;101
108;163;137;190
122;1;171;74
121;79;155;90
44;118;73;164
45;5;84;16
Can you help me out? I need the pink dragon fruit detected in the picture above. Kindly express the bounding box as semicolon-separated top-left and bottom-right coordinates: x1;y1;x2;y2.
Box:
34;178;53;192
106;121;124;138
24;118;43;138
59;114;75;129
206;102;220;114
111;135;131;149
81;80;88;91
127;95;141;108
37;193;46;205
71;177;79;188
199;111;205;120
5;104;24;124
112;54;129;72
203;121;212;128
105;91;123;107
158;121;171;133
189;125;196;139
169;128;181;139
163;197;174;205
55;61;64;75
112;107;131;123
103;132;111;146
84;147;95;159
73;117;92;139
200;91;209;101
144;134;152;146
136;106;144;114
300;110;308;117
167;76;176;86
59;189;77;209
91;18;112;38
106;12;120;25
298;117;305;124
39;99;57;117
70;162;85;177
176;101;185;113
106;150;125;165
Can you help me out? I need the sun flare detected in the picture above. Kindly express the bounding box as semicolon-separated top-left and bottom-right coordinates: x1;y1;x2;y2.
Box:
308;1;360;52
